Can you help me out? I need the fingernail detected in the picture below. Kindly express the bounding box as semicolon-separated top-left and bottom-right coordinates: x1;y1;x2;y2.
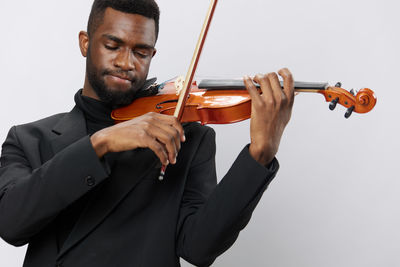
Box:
183;135;186;142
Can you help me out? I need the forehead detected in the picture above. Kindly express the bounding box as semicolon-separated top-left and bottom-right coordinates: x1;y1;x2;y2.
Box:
95;8;156;45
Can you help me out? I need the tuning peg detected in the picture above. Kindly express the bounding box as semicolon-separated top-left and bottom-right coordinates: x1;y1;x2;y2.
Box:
350;89;355;96
329;97;339;110
335;82;342;87
345;106;355;118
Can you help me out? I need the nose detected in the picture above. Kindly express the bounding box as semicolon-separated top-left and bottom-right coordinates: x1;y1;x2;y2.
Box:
114;48;135;71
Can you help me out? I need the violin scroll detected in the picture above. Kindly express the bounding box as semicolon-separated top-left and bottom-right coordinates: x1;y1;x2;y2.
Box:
355;88;377;113
324;84;377;118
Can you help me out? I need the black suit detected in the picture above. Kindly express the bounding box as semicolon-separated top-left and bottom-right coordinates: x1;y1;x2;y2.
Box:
0;105;278;267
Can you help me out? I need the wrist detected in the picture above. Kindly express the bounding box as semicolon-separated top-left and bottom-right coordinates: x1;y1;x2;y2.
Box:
90;131;109;158
249;144;274;166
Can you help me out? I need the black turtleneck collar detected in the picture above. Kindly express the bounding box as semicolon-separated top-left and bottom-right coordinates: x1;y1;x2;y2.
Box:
74;89;114;135
74;78;159;134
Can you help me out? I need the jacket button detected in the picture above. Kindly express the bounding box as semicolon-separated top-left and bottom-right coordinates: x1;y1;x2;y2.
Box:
86;175;96;186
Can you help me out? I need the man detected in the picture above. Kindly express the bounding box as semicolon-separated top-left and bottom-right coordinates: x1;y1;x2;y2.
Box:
0;0;294;266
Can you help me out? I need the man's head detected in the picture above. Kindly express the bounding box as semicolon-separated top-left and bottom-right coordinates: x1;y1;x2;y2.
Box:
79;0;160;108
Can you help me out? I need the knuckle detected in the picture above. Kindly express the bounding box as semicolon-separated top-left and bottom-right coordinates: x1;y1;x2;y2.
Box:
147;115;156;123
254;99;264;109
142;121;150;131
169;135;176;145
174;127;181;136
173;119;181;129
266;99;275;107
143;112;153;119
143;132;154;144
278;67;288;74
281;96;288;105
274;94;282;102
254;73;264;82
137;130;146;139
154;144;164;153
281;68;293;79
267;72;278;80
137;126;146;135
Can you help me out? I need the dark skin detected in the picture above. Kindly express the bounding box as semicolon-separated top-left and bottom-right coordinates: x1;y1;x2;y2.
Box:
80;8;294;167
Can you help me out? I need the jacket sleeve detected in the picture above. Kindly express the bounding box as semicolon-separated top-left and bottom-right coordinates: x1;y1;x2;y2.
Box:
0;126;109;246
176;127;279;266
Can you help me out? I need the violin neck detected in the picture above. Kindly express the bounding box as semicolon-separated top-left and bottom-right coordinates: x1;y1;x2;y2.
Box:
198;79;328;92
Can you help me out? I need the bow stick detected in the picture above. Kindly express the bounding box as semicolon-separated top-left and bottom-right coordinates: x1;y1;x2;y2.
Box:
159;0;219;180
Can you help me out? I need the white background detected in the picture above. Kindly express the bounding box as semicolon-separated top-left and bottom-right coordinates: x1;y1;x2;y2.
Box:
0;0;399;266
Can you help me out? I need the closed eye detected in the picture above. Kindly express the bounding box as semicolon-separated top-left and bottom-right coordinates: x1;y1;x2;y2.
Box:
134;51;149;58
105;44;118;51
133;48;153;59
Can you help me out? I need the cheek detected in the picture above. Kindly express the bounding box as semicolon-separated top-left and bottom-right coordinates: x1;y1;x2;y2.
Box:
98;53;113;70
90;46;112;71
136;58;152;73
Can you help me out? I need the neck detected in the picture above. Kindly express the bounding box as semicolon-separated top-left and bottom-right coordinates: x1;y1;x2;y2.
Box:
82;75;100;100
197;79;328;92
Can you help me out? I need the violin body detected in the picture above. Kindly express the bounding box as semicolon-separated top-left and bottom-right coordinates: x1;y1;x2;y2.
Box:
112;79;253;124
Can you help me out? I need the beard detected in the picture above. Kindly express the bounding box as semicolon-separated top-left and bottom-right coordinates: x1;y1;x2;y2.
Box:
86;48;147;109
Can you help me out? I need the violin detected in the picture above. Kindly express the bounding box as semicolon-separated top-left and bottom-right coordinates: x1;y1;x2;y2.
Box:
111;77;377;124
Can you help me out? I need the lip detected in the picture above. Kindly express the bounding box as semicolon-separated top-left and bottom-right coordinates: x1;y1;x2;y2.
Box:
107;74;132;84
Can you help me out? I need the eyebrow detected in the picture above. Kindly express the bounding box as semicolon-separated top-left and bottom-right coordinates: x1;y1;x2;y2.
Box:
102;34;155;50
102;34;124;44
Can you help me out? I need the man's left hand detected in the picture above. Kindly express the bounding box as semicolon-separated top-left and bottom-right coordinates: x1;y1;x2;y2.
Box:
244;68;295;166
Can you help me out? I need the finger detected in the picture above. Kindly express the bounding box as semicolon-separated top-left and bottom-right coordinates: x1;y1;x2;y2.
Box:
151;113;186;142
243;75;262;106
145;123;179;164
155;125;181;164
145;135;169;166
253;73;274;106
278;68;294;105
148;114;184;160
267;72;285;102
157;122;182;154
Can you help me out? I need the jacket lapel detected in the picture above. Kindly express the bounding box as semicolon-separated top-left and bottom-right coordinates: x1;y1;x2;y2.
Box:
50;106;87;155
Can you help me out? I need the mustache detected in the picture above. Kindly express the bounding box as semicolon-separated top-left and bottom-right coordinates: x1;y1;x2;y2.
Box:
102;69;135;82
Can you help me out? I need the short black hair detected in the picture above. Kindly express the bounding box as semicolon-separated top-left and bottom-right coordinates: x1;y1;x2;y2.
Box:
87;0;160;40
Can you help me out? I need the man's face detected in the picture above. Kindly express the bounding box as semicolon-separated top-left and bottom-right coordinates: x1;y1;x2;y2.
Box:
83;8;157;108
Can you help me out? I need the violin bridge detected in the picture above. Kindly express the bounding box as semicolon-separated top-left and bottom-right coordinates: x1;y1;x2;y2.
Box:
174;75;185;96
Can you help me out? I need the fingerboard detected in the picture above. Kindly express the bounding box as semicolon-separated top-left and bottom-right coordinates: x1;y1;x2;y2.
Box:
198;79;328;92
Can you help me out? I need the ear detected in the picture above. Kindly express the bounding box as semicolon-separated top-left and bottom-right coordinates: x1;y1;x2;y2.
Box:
79;31;89;57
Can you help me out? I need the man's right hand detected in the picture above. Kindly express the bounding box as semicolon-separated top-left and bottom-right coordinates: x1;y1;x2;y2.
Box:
90;112;185;166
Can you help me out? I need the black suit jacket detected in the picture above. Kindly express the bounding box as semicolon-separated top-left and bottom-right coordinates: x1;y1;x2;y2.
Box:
0;106;278;267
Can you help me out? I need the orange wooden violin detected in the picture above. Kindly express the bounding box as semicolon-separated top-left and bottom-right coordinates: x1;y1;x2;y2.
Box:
111;77;376;124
